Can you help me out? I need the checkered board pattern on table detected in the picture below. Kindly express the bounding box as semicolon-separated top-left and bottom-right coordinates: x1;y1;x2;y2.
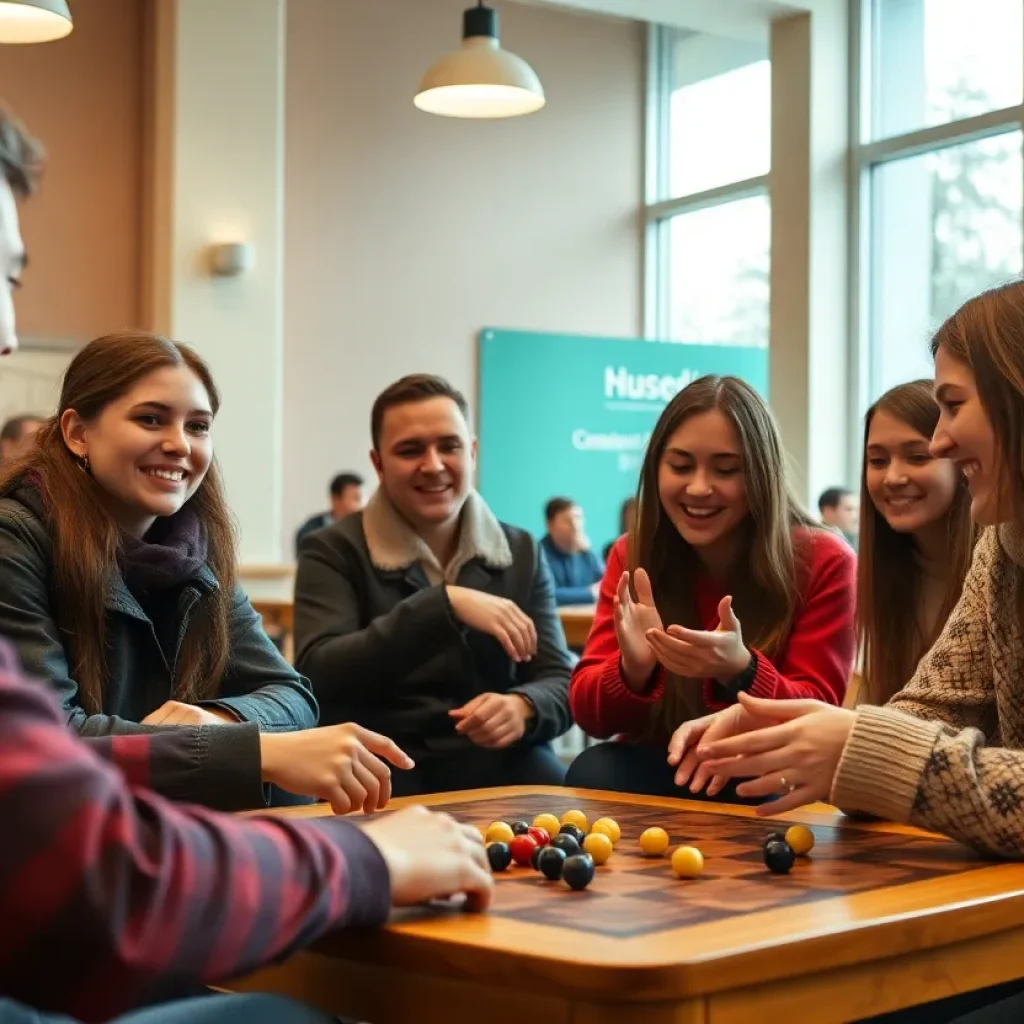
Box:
444;793;984;939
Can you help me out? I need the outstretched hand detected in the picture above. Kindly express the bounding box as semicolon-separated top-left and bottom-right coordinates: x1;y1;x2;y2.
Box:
614;568;663;690
645;595;750;683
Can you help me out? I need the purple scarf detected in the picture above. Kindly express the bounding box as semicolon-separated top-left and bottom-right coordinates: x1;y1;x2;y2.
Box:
10;474;209;596
118;507;208;596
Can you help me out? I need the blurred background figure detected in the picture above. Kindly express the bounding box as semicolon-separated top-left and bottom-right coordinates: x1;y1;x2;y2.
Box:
295;471;365;555
0;414;43;467
818;486;859;552
540;496;603;606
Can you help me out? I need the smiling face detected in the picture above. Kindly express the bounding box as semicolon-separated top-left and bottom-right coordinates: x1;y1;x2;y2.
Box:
371;395;475;532
60;364;214;537
656;408;749;559
865;406;958;535
931;345;1006;526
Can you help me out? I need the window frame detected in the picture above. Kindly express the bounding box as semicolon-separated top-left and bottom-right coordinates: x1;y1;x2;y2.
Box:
848;0;1024;477
643;24;771;343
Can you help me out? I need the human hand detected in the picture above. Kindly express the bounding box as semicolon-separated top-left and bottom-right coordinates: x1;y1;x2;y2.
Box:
141;701;237;726
447;586;537;662
359;804;493;911
695;692;856;815
260;724;415;814
614;568;663;690
449;692;533;748
665;699;788;795
646;596;750;683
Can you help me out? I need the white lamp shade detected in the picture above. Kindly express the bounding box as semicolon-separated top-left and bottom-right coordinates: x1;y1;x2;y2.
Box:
0;0;72;43
415;37;545;119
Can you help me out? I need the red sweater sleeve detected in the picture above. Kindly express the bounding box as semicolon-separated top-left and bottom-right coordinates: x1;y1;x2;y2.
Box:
568;537;666;739
731;529;856;707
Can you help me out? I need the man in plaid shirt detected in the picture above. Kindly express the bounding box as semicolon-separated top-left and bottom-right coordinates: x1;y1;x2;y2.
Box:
0;114;491;1023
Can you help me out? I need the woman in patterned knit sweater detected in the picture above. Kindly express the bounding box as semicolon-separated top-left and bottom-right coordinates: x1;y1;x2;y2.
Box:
669;280;1024;862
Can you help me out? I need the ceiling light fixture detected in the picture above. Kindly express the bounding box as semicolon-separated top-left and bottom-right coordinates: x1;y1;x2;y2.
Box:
414;2;544;119
0;0;72;44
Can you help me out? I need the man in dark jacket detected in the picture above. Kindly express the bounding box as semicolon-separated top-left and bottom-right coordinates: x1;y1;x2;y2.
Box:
294;374;574;794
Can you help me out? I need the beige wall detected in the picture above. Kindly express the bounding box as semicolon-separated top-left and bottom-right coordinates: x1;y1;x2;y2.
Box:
283;0;644;551
0;0;144;342
146;0;288;564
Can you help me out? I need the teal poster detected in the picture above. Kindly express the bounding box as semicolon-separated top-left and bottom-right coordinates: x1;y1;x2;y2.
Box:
477;329;769;552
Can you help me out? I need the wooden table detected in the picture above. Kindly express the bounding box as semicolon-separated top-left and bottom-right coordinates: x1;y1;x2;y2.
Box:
250;595;294;634
224;786;1024;1023
559;604;595;647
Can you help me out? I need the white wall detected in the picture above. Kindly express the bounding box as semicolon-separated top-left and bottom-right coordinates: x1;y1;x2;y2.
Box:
282;0;644;554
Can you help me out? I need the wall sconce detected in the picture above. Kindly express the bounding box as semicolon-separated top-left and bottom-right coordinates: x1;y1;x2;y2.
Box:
207;242;254;278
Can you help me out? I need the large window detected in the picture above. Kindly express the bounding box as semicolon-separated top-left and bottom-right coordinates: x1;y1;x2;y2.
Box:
856;0;1024;398
646;28;771;346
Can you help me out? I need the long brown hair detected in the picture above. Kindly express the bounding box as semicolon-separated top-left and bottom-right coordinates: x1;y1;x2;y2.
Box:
629;375;819;731
931;280;1024;520
0;331;237;713
856;381;975;705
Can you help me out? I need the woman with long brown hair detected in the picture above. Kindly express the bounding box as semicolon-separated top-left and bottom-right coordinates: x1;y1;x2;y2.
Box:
0;331;413;811
855;380;976;707
565;375;856;798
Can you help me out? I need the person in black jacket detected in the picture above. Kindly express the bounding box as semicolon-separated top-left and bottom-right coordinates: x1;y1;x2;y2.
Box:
294;471;365;555
294;373;574;794
0;330;413;812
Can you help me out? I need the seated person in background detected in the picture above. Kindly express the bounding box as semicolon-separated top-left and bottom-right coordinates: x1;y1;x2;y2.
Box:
854;379;976;708
0;412;43;465
565;375;856;800
295;373;575;794
295;470;365;555
818;484;859;550
603;495;636;562
540;496;603;606
0;331;412;812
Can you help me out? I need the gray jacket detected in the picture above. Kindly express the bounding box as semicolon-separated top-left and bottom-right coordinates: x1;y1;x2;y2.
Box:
0;490;318;807
294;493;573;756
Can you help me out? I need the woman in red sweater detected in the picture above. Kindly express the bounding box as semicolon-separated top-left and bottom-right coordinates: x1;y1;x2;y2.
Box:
565;375;856;799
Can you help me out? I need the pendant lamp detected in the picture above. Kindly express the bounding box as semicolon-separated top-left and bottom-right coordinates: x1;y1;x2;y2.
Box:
0;0;72;44
414;2;544;119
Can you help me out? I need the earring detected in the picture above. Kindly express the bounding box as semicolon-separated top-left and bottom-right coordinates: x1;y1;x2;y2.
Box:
77;454;91;475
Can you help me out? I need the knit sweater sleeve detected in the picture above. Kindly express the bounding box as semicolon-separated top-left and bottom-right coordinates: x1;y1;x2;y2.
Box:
832;706;1024;857
830;530;1019;856
882;528;999;731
